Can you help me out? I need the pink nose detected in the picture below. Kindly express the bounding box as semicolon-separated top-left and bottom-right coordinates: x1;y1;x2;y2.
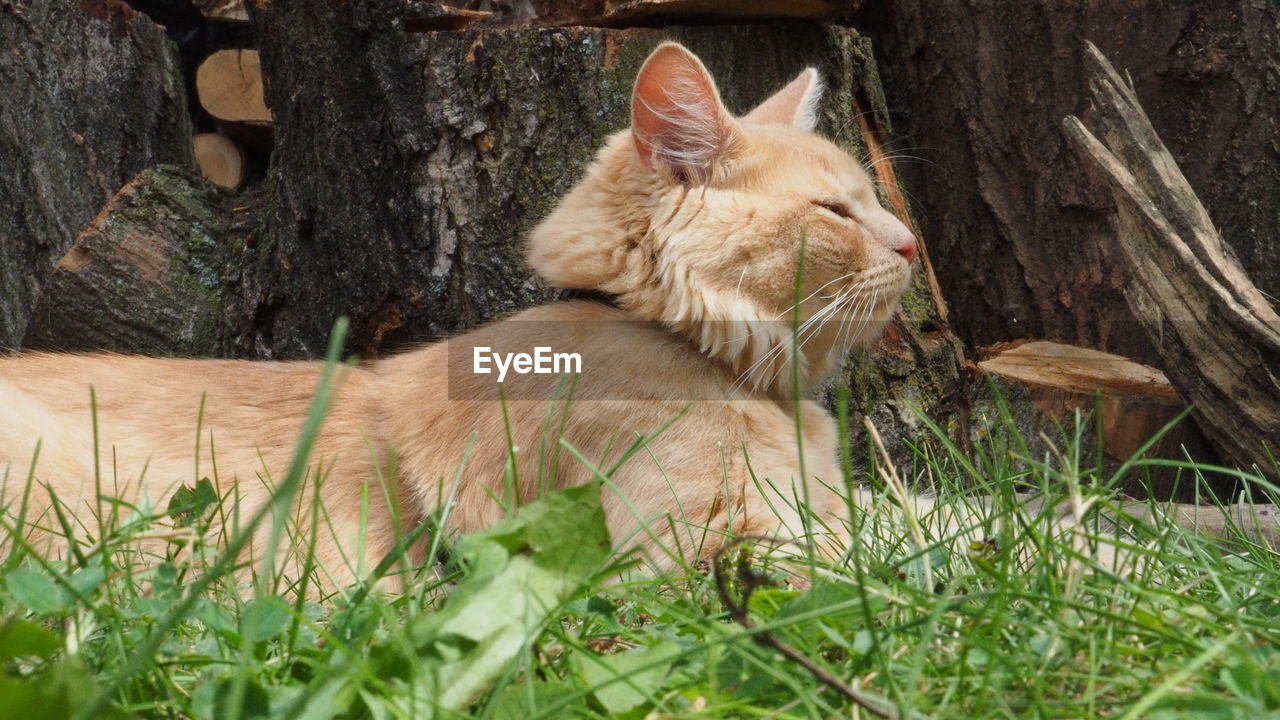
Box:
868;214;919;263
896;236;917;263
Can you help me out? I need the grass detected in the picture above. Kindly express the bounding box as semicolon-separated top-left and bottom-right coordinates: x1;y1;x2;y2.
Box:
2;338;1280;719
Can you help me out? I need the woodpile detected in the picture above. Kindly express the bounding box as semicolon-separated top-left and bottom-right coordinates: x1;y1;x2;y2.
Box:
0;0;192;349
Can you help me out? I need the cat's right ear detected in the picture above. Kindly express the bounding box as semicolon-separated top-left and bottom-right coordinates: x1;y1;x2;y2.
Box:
743;68;824;131
631;43;738;185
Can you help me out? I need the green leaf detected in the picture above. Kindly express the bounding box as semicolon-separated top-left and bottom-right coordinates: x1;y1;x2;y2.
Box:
777;579;885;627
574;639;681;714
195;597;236;630
68;564;106;597
354;482;612;719
5;567;68;615
167;477;220;527
240;595;293;644
0;619;60;662
193;676;274;720
489;680;592;719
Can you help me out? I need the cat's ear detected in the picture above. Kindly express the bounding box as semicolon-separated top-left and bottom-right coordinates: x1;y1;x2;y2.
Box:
743;68;824;131
631;43;738;184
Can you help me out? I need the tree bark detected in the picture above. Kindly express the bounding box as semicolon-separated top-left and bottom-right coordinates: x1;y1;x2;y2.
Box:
0;0;193;349
865;1;1280;364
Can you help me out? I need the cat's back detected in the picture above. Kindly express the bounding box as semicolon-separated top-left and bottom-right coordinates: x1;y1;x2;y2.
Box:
0;352;346;430
0;353;382;508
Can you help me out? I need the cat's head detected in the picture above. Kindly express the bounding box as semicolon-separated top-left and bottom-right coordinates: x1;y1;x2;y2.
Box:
527;42;917;396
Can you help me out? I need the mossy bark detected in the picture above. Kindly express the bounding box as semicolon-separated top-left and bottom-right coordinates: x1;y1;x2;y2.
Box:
866;0;1280;364
23;167;238;357
0;0;193;349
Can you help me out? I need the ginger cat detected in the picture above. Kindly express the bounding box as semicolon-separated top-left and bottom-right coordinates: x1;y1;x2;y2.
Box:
0;43;918;593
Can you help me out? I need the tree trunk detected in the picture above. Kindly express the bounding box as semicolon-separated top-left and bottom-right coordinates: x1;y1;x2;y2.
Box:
0;0;193;349
865;1;1280;364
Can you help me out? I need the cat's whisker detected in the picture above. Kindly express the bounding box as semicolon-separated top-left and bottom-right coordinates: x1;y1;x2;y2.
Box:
825;280;886;372
847;287;886;349
732;265;749;306
866;153;937;170
746;281;867;392
768;291;863;389
771;271;860;321
824;292;867;372
715;273;865;368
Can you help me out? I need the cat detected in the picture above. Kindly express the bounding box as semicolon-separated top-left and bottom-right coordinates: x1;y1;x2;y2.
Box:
0;43;919;593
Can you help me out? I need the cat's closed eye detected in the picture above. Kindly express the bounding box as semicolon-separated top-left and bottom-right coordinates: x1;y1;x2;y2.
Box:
812;199;855;221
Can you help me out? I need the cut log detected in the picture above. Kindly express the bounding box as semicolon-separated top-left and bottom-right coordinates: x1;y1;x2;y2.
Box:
979;341;1189;461
1063;42;1280;475
0;0;192;349
196;49;272;150
192;133;247;189
23;167;237;357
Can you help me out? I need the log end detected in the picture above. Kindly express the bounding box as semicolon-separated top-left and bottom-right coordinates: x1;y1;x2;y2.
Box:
193;133;247;189
197;49;272;125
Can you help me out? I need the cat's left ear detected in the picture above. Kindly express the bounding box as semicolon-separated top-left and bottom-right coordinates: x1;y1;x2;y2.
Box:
743;68;824;131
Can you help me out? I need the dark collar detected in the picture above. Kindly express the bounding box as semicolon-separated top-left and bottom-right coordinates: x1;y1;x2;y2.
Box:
556;288;621;307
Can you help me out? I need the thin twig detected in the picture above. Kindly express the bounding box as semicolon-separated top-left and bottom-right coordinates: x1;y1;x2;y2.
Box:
713;536;902;720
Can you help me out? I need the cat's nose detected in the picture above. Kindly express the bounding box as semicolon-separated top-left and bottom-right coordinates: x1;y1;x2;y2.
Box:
886;223;917;263
895;234;917;263
868;212;918;263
